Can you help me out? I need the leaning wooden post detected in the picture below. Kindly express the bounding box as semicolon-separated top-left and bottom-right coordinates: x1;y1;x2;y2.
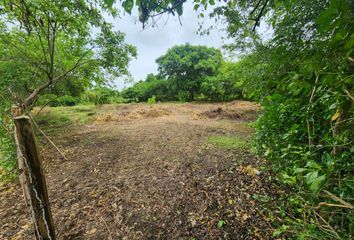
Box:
11;105;30;207
14;114;55;240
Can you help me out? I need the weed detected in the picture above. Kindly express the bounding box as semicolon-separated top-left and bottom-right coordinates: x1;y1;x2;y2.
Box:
208;135;250;150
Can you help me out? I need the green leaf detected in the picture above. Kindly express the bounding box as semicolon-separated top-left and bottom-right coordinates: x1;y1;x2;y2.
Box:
105;0;115;8
122;0;134;14
309;174;326;192
217;220;225;228
305;171;318;185
305;161;321;170
293;168;307;174
281;173;296;185
273;224;288;237
175;4;183;16
322;153;334;166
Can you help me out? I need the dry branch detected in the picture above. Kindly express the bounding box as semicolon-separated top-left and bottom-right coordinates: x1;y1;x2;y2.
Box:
323;190;354;209
28;114;68;160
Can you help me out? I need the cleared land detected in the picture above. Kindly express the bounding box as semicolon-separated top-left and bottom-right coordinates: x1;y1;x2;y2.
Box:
0;101;284;240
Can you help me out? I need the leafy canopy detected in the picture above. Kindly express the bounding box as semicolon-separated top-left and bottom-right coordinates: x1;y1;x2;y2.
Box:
156;44;223;101
0;0;136;109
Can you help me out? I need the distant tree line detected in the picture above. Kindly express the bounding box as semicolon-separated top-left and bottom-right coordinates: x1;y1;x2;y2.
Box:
39;44;250;106
122;44;245;103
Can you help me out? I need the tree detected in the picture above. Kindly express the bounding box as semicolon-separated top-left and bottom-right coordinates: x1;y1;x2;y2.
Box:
0;0;137;183
156;44;223;101
0;0;136;110
122;74;173;102
201;61;244;101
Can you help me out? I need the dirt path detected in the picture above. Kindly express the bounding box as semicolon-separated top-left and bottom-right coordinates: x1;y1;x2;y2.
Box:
0;101;282;239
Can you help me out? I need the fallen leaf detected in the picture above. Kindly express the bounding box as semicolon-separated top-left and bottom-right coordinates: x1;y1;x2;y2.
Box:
331;110;340;121
86;228;97;235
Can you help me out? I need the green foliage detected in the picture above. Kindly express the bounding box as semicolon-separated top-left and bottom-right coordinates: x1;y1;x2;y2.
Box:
219;0;354;238
147;95;157;104
110;0;221;29
123;45;255;103
123;74;174;102
51;95;78;107
0;0;136;108
156;44;223;101
0;0;135;180
0;94;16;181
0;117;16;182
35;105;97;133
82;87;122;105
201;62;243;101
217;220;226;228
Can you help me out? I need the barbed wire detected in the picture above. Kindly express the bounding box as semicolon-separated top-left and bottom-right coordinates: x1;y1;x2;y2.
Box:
20;144;53;240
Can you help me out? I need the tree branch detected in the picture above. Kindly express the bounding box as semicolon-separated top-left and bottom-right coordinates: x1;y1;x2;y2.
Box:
52;46;94;82
29;114;68;160
22;46;94;108
252;0;269;32
344;89;354;102
22;81;51;108
250;0;263;16
0;37;49;75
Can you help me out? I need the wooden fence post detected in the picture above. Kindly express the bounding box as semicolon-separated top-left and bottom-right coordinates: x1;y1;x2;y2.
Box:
11;105;30;207
14;114;55;240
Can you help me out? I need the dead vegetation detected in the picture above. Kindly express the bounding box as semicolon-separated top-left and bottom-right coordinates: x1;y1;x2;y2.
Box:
198;101;261;121
0;101;284;240
95;107;171;123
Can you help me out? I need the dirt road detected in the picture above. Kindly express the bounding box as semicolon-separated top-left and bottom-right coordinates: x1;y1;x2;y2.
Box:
0;101;281;239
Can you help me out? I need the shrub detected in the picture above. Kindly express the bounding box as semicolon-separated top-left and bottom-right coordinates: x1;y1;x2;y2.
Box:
51;95;78;107
0;109;16;182
147;95;156;104
82;87;121;105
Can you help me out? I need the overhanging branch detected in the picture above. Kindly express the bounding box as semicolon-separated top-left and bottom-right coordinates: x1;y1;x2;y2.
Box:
252;0;269;32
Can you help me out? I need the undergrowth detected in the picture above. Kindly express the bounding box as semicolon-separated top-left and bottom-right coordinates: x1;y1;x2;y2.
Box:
34;105;97;133
208;135;250;150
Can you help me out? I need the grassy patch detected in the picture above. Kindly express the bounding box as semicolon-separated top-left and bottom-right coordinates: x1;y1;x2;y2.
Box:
208;135;250;150
0;167;17;186
0;153;17;185
34;105;97;133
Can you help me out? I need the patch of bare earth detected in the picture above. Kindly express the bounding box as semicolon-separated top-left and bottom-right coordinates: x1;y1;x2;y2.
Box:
0;101;282;240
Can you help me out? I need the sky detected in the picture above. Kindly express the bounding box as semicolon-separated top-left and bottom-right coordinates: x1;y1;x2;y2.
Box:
108;2;226;89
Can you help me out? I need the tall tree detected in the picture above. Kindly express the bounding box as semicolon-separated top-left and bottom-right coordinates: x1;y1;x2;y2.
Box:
156;44;222;101
0;0;136;110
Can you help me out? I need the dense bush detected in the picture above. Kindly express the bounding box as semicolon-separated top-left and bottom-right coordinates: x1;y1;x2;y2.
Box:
0;127;16;181
122;74;174;102
82;87;123;105
227;0;354;237
51;95;78;107
201;62;243;101
0;101;16;181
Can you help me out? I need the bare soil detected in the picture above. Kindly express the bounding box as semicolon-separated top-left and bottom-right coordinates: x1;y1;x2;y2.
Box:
0;101;282;240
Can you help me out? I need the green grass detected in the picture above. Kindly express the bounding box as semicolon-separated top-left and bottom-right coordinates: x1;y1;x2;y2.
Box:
34;105;97;133
0;151;17;184
207;135;250;150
